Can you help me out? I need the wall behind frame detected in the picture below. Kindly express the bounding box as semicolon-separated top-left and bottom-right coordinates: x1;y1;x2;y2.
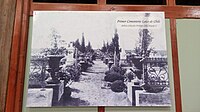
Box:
22;17;175;112
177;19;200;112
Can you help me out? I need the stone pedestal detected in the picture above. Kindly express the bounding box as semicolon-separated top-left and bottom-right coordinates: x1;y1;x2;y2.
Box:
127;82;143;106
127;82;134;104
46;80;64;106
27;80;64;106
26;88;53;107
135;90;171;106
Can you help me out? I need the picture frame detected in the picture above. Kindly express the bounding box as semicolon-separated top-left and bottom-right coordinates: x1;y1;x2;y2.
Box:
5;0;190;111
25;11;171;107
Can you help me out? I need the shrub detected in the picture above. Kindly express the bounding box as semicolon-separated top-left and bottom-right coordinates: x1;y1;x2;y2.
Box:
105;70;111;76
142;83;164;93
107;65;126;76
111;80;126;92
104;72;124;82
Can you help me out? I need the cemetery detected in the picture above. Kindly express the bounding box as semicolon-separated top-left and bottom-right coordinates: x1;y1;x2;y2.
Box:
26;27;171;107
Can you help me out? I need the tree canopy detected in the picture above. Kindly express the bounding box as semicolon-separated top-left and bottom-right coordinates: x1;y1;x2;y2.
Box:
134;29;154;57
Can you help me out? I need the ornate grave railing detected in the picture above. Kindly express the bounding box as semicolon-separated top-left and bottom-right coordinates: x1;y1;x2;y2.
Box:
143;57;169;93
29;55;49;87
29;55;65;105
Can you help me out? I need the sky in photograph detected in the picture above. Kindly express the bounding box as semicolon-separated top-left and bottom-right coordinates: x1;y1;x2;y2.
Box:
32;11;167;51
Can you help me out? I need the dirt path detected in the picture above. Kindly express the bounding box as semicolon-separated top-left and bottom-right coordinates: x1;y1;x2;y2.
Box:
65;59;131;106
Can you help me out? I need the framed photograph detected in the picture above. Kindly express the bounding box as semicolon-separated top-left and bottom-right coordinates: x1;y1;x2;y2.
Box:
26;11;171;107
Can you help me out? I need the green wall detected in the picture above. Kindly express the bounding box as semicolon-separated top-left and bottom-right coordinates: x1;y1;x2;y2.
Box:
177;19;200;112
22;18;176;112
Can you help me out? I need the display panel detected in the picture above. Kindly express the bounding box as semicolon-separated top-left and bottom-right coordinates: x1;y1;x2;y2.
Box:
26;11;171;107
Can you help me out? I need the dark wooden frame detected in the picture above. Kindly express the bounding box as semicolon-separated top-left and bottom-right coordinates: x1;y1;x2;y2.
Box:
6;0;200;111
0;0;16;112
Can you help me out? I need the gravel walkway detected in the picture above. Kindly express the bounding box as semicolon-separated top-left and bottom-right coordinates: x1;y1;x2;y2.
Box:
65;59;131;106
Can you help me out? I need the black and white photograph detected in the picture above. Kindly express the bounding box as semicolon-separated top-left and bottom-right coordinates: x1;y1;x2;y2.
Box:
26;11;171;107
